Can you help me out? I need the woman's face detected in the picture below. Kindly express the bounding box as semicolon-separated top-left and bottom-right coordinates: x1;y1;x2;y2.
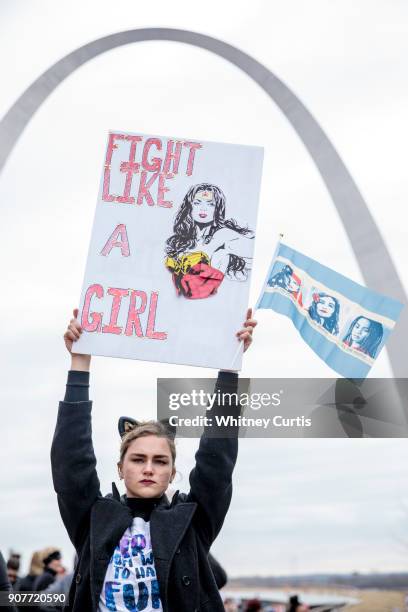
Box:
351;317;371;345
48;559;63;573
120;435;175;499
316;295;336;318
191;189;216;224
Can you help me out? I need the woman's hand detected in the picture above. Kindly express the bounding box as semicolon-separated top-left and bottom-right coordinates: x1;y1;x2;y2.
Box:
236;307;257;352
64;308;91;371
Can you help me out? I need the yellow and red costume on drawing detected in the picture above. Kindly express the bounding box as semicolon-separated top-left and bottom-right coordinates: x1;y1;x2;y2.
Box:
165;251;224;299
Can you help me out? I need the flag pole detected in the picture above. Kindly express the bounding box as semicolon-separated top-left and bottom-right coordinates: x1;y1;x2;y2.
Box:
229;233;284;369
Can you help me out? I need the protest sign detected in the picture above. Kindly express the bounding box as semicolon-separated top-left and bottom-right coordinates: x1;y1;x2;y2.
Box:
73;131;264;369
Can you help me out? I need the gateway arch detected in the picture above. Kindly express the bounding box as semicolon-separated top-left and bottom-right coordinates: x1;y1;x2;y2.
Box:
0;28;406;376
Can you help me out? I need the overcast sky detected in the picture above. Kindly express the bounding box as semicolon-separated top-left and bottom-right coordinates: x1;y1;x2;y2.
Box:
1;0;408;576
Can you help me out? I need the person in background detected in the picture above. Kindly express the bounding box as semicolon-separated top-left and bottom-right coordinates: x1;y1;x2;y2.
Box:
15;551;44;593
224;597;238;611
0;551;17;612
38;570;74;612
6;558;19;587
33;548;62;591
8;553;21;571
245;599;262;611
287;594;308;612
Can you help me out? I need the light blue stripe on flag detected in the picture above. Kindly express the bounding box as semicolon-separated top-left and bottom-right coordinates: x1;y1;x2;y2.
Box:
258;243;403;379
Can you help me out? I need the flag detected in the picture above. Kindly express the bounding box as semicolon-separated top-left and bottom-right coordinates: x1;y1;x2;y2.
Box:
256;242;404;378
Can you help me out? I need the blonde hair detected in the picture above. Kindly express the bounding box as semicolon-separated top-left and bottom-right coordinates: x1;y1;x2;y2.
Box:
119;421;176;465
28;551;44;576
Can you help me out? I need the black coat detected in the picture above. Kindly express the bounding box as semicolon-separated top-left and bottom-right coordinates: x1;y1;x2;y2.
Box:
51;372;239;612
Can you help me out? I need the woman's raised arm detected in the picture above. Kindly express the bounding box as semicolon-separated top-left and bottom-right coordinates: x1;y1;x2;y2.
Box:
187;310;257;549
64;308;91;372
51;309;100;550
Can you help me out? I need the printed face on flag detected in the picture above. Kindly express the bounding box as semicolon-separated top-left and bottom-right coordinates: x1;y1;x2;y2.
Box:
315;295;336;319
72;131;264;369
342;316;384;359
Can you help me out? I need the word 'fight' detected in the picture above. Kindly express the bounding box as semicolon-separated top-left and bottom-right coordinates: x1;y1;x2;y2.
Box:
103;133;203;208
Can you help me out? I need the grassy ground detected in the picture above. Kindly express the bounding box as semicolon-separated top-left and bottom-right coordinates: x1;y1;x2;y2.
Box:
343;589;406;611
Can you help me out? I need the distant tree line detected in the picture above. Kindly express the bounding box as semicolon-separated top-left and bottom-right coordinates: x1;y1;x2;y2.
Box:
229;573;408;590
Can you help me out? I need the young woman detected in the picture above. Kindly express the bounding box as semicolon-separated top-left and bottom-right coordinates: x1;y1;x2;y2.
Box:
165;183;254;299
342;315;383;358
52;308;256;611
307;292;340;336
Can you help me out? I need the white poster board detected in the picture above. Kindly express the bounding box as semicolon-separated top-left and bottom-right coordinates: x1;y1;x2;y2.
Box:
74;131;264;369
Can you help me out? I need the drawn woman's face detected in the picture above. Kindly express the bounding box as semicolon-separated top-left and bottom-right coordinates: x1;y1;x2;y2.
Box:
191;190;216;224
316;296;336;318
351;317;371;345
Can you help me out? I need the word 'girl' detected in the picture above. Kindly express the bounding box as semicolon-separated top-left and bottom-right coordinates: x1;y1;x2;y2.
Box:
81;284;167;340
103;133;203;207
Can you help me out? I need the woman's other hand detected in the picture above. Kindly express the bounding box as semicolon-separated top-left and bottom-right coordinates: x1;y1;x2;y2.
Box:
236;307;257;352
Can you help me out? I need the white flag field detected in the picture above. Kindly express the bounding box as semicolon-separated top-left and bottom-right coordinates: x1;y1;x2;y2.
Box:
73;131;264;369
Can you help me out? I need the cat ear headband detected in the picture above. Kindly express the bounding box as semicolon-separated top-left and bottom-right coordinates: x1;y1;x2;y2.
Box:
118;416;176;440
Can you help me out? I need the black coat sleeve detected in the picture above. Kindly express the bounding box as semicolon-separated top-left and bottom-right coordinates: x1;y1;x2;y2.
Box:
187;371;240;549
208;553;228;589
51;393;101;550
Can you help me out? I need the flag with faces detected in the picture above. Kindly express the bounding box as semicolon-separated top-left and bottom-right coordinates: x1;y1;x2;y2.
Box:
257;243;404;378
